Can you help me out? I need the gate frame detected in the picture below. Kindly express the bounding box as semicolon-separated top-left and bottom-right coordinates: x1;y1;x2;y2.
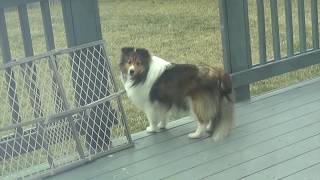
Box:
0;0;133;179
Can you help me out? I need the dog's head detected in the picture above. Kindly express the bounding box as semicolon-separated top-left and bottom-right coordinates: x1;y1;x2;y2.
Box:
119;47;151;86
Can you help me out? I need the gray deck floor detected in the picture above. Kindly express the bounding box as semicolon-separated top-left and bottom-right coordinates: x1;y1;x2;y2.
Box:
48;77;320;180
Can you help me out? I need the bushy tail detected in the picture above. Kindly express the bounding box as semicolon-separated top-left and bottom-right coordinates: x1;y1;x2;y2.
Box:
206;69;234;141
210;98;234;141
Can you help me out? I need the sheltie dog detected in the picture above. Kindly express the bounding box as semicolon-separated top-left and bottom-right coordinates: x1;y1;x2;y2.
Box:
119;47;234;140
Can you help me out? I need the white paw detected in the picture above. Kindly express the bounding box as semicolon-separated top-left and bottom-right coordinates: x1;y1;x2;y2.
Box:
146;126;160;133
157;122;167;129
188;132;203;139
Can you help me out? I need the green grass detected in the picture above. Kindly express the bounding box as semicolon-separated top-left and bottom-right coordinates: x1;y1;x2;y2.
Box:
99;0;223;133
99;0;320;133
1;0;320;135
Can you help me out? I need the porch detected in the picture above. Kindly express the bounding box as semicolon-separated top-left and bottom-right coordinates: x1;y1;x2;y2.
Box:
49;77;320;180
1;0;320;179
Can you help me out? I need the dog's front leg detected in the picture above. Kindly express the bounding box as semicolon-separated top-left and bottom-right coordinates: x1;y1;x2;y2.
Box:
158;118;167;129
157;109;169;129
145;109;160;133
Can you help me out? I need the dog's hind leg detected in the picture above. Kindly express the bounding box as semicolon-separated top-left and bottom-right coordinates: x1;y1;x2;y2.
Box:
188;121;206;138
188;97;208;139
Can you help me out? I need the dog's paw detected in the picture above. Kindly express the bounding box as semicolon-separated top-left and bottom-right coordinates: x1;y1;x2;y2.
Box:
157;122;167;129
146;126;160;133
188;132;203;139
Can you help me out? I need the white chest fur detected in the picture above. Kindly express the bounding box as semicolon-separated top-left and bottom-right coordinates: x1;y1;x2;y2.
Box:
122;56;171;110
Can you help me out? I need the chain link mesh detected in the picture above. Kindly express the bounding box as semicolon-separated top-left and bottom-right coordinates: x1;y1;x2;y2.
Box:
0;41;132;179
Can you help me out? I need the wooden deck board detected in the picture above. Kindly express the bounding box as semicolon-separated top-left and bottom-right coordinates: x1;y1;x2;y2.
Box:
281;162;320;180
202;129;320;179
120;112;320;180
241;147;320;180
47;78;320;180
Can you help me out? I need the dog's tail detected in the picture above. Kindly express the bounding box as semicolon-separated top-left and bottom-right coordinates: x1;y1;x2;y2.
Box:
206;97;234;141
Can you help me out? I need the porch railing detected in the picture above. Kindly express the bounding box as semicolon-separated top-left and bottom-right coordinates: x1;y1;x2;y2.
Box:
220;0;320;101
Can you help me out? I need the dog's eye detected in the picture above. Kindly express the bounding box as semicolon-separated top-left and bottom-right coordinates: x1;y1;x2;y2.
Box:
128;61;132;64
136;62;141;66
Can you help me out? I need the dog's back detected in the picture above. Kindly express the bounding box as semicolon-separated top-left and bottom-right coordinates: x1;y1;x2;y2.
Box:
150;64;233;110
149;64;234;140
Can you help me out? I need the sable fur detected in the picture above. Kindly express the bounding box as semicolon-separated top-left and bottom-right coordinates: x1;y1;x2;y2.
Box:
119;47;234;140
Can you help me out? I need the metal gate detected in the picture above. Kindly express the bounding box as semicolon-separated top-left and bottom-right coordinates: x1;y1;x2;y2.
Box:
0;40;133;179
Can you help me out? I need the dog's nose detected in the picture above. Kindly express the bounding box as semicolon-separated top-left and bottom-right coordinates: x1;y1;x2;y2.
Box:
129;69;134;76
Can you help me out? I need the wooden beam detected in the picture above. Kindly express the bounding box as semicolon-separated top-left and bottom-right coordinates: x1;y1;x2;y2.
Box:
232;50;320;88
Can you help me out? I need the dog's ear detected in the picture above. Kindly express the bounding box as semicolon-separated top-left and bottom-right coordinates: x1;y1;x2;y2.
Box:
120;47;134;64
136;48;151;62
121;47;135;56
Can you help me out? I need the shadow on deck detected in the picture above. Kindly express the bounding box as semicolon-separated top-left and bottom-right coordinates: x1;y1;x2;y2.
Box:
48;77;320;180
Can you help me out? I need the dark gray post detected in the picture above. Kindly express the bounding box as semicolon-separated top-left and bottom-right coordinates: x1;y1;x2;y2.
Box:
61;0;102;46
61;0;115;152
219;0;252;101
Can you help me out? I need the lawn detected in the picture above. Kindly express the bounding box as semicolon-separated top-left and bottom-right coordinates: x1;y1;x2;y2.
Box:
99;0;320;133
99;0;224;132
1;0;320;134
